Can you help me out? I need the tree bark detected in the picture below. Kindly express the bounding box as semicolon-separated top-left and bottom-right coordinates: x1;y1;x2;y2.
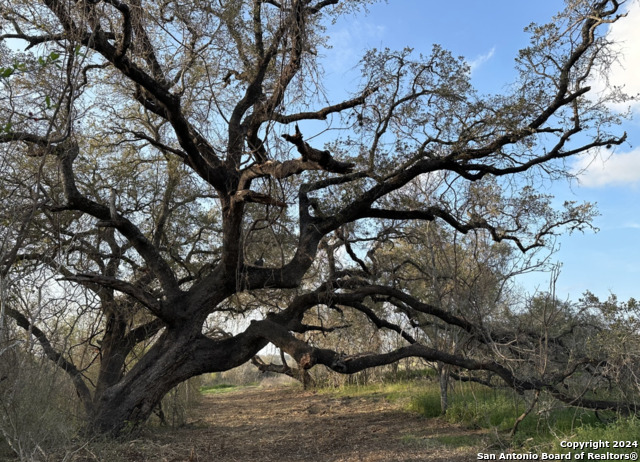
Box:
87;328;198;435
438;362;450;415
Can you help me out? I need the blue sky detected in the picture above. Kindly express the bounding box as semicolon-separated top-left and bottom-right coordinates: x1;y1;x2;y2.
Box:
321;0;640;302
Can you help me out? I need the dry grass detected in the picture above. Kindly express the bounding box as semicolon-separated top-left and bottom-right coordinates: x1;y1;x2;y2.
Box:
52;386;488;462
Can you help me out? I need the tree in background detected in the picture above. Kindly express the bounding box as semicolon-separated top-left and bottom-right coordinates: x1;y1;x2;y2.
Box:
0;0;635;435
369;216;524;414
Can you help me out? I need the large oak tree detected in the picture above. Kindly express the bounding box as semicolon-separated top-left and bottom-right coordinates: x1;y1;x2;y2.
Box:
0;0;634;434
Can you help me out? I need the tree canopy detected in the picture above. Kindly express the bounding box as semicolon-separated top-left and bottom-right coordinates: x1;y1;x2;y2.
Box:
0;0;636;435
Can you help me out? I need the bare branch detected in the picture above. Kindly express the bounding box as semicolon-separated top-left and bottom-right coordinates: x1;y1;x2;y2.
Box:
5;306;94;415
60;273;162;315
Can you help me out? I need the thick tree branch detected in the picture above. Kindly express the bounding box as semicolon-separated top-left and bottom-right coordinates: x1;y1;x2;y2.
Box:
102;0;132;60
282;124;354;174
124;319;165;346
251;318;638;414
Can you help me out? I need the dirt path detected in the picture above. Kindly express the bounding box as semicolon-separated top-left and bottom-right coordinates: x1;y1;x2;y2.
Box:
109;386;486;462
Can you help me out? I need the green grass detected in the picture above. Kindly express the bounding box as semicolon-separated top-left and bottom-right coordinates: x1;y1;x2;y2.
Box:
441;388;526;431
409;382;640;454
321;379;639;454
548;417;640;456
407;391;442;418
199;383;254;394
432;433;485;447
318;381;419;405
400;433;434;448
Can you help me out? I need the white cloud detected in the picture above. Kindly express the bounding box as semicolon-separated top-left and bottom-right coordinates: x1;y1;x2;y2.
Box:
325;21;386;73
591;0;640;113
468;47;496;73
572;147;640;187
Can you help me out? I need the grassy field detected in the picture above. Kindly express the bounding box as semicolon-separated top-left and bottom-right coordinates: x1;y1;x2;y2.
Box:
199;383;254;394
2;377;637;461
317;378;639;455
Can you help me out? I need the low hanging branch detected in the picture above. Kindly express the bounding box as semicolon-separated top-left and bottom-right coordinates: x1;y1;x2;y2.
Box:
251;352;314;389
